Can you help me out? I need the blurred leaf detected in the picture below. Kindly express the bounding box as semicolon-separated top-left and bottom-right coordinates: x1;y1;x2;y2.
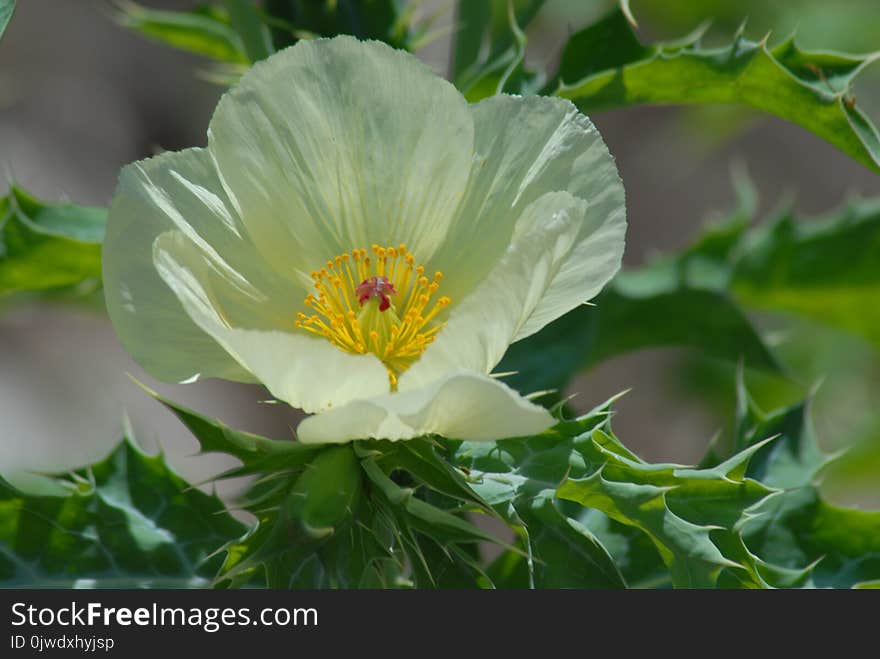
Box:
452;0;546;99
483;0;545;55
499;283;780;402
223;0;274;62
651;189;880;351
692;173;880;353
450;0;490;82
0;0;14;40
731;376;827;486
263;0;411;50
717;377;880;588
0;437;246;587
552;8;880;173
633;0;880;54
823;427;880;492
732;199;880;350
776;495;880;588
0;186;106;296
557;6;652;84
116;1;248;63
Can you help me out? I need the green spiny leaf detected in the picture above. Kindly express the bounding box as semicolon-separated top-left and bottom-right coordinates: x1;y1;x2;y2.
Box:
552;8;880;173
518;499;625;588
455;407;648;588
573;509;670;588
456;395;777;587
211;432;504;588
0;437;246;587
360;457;502;548
735;386;828;488
558;468;738;587
561;418;781;588
137;379;315;466
715;379;880;588
714;531;817;589
375;439;494;512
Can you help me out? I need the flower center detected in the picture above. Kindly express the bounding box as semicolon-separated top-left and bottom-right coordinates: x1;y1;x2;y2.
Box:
295;244;450;388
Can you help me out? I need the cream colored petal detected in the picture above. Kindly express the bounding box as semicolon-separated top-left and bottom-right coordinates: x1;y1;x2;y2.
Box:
208;36;474;279
103;147;297;384
152;231;391;412
401;192;589;389
429;94;625;318
296;370;554;443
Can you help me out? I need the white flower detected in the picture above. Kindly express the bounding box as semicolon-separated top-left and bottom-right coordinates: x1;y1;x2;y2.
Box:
103;36;626;444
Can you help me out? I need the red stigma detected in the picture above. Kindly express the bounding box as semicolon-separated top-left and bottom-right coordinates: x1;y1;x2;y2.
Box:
356;276;397;312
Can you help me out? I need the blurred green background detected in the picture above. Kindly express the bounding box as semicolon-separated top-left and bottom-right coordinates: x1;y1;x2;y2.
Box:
1;0;878;507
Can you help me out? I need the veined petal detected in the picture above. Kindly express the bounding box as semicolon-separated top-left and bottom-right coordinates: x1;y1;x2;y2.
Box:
429;94;625;320
401;192;589;389
208;36;475;278
296;370;555;443
104;148;293;384
153;231;391;412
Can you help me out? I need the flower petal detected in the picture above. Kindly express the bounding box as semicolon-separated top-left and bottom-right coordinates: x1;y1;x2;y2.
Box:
152;231;391;412
401;191;590;389
296;370;555;443
104;147;286;384
428;94;626;323
208;36;475;278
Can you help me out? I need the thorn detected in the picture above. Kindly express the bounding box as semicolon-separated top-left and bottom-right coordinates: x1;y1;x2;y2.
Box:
734;16;749;41
619;0;638;28
525;389;558;401
126;371;160;398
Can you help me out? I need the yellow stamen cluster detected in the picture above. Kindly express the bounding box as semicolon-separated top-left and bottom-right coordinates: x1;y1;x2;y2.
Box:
295;243;450;387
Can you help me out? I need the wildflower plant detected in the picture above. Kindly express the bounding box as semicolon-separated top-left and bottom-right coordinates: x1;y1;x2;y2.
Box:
104;36;625;445
1;0;879;589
